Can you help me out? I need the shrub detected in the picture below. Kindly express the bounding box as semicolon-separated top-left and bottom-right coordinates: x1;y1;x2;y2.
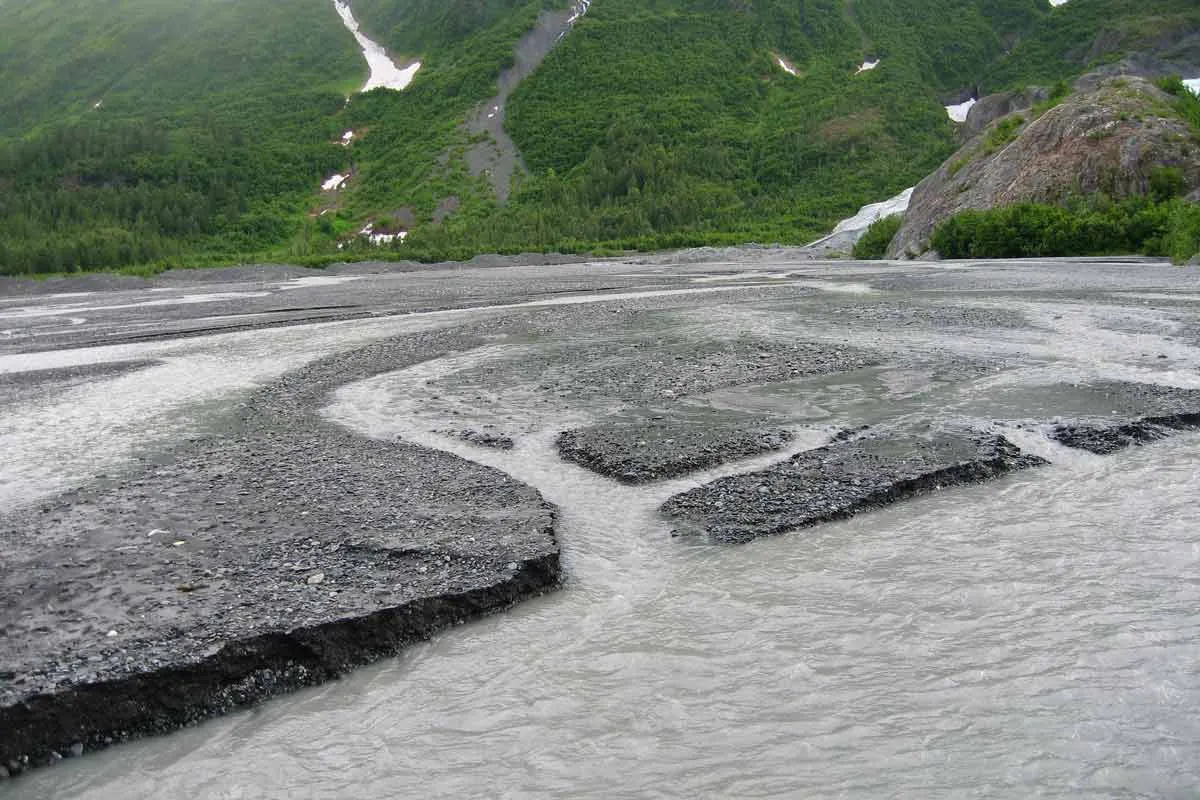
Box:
930;197;1200;263
1164;202;1200;263
852;214;902;259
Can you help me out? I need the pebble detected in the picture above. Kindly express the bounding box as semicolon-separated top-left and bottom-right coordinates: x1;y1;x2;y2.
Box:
307;572;325;585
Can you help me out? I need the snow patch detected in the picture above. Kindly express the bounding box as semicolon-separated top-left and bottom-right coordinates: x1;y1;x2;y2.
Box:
333;1;422;92
357;223;407;246
855;59;880;75
945;97;976;123
369;231;407;245
557;0;591;40
322;174;349;191
1184;78;1200;96
807;187;913;250
566;0;591;25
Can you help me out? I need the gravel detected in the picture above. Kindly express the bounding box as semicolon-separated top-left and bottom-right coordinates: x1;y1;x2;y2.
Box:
661;431;1048;543
557;417;794;484
0;328;562;775
1047;382;1200;454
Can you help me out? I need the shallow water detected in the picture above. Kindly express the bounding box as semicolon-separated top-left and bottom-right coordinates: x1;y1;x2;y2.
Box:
4;258;1200;798
18;428;1200;798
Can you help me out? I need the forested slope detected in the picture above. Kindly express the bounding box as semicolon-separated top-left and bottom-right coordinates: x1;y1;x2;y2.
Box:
1;0;1197;274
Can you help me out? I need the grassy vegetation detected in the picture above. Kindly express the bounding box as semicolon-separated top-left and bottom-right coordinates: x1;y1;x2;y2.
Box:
0;0;366;274
1;0;1198;275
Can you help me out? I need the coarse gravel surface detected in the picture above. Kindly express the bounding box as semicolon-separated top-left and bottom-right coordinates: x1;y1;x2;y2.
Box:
660;431;1049;543
1046;381;1200;454
557;416;795;484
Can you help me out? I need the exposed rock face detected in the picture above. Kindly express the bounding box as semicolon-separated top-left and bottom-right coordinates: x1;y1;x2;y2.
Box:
888;76;1200;258
463;1;590;202
958;87;1048;140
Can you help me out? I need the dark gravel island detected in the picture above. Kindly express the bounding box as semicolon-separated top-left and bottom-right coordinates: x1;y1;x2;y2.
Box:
661;432;1048;544
557;419;795;483
0;332;562;775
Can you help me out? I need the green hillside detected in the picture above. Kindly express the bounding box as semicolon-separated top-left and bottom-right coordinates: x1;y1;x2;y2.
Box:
0;0;1197;274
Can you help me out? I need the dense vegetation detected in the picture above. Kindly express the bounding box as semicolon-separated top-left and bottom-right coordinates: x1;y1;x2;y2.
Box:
928;78;1200;264
0;0;366;274
931;196;1200;263
1;0;1198;275
852;215;902;260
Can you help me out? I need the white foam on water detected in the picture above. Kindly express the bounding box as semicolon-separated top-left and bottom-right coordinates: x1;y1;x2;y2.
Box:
855;58;880;74
1184;78;1200;96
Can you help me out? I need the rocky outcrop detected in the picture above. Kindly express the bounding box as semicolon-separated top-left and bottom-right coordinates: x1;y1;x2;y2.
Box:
958;87;1048;140
888;75;1200;258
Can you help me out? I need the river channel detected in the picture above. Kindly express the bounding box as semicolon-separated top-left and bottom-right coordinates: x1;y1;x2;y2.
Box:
2;255;1198;798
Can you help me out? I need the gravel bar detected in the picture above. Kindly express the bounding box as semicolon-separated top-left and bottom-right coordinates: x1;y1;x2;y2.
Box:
1047;382;1200;454
557;420;794;484
0;329;562;775
661;432;1048;544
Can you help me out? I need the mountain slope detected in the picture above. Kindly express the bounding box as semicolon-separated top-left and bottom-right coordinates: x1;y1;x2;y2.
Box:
1;0;1198;274
887;74;1200;260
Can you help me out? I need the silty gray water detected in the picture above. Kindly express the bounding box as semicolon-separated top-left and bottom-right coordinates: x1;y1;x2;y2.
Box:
3;257;1199;797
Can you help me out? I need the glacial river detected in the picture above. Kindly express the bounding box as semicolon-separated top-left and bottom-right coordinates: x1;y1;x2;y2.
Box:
3;256;1198;798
